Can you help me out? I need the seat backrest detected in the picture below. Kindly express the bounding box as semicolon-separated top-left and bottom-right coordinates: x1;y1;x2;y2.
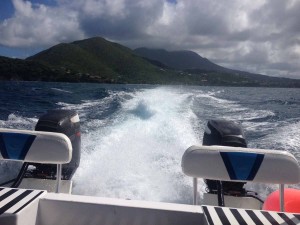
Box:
182;145;300;184
0;128;72;164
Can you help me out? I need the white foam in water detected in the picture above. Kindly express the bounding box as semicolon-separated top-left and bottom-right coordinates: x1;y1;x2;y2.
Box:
58;90;135;121
73;87;201;203
0;114;37;130
253;120;300;154
2;86;299;204
51;88;73;93
71;86;294;203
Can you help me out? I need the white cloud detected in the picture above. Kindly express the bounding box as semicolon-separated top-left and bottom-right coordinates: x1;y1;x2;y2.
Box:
75;0;164;39
0;0;299;78
0;0;84;47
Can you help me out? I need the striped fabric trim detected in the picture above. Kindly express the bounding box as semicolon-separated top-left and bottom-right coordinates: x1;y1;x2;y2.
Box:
0;188;45;215
202;205;300;225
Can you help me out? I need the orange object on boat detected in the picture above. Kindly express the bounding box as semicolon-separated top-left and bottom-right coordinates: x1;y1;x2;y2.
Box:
263;188;300;213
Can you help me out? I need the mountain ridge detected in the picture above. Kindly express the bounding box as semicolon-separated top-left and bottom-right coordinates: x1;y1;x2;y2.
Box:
134;47;228;71
0;36;299;87
27;37;178;84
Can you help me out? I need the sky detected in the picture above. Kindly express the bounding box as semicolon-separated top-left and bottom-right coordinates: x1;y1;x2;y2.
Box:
0;0;300;79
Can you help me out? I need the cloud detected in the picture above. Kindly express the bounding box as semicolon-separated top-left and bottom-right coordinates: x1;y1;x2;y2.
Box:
0;0;84;47
0;0;299;78
75;0;164;40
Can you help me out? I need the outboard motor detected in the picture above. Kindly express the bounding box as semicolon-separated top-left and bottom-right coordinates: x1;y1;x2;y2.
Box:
28;110;81;180
203;120;247;196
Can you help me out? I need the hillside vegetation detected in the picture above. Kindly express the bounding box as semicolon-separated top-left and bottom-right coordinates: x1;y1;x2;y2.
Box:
0;56;63;81
0;36;299;87
27;37;190;84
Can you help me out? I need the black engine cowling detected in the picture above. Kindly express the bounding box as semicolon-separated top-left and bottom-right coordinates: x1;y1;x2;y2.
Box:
28;110;81;180
203;119;247;195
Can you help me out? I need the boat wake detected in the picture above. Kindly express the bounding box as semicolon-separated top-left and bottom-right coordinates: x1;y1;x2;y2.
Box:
72;87;200;203
1;85;300;204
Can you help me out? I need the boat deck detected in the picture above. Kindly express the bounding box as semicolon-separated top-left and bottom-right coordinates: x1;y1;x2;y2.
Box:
0;187;204;225
1;187;300;225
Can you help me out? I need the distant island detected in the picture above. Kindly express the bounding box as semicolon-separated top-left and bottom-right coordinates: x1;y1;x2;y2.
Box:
0;37;299;87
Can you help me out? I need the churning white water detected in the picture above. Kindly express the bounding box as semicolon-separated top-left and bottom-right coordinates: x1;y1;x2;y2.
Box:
72;87;203;203
1;84;300;204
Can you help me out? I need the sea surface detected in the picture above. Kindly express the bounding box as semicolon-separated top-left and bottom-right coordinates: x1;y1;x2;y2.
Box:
0;81;300;204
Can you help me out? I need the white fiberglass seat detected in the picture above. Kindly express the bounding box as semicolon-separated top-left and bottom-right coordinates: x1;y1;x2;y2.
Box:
0;128;72;225
0;128;72;192
181;145;300;210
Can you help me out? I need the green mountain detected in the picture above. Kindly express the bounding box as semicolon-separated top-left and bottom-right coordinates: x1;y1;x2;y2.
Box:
0;56;63;81
0;36;299;87
134;47;227;71
27;37;181;84
134;47;300;87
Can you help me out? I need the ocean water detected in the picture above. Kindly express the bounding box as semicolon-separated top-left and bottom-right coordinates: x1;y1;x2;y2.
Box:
0;81;300;204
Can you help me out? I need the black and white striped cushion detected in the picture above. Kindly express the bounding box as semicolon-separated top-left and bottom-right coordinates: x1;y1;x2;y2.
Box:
0;187;45;215
202;205;300;225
